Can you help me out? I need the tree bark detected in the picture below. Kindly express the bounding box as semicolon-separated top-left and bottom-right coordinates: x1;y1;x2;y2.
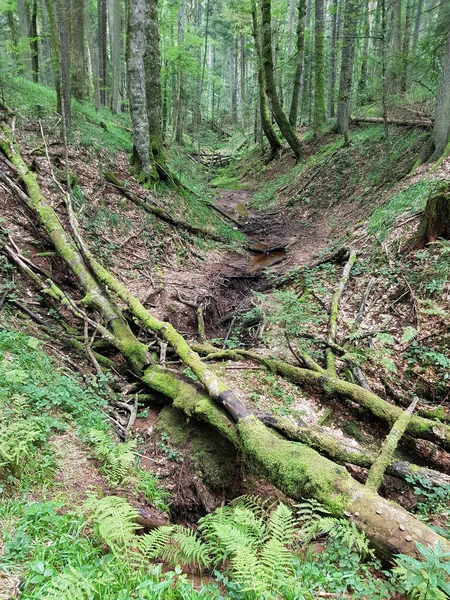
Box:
17;0;32;78
111;0;122;113
328;0;340;117
313;0;326;132
71;0;86;100
428;28;450;160
261;0;302;160
98;0;108;106
127;0;151;175
389;0;402;93
85;2;100;110
251;0;282;160
28;0;39;83
288;0;306;127
413;182;450;247
336;0;359;143
400;0;413;92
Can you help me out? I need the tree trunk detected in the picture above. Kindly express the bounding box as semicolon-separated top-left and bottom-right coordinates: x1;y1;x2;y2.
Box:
57;0;72;137
413;182;450;247
85;2;100;110
313;0;326;132
288;0;306;127
389;0;402;93
229;38;237;124
71;0;86;101
328;0;339;117
251;0;282;160
428;28;450;160
357;2;370;96
144;0;167;178
174;0;185;145
336;0;359;143
98;0;108;106
28;0;39;83
400;0;413;92
111;0;122;113
261;0;302;160
412;0;424;50
17;0;32;78
127;0;151;175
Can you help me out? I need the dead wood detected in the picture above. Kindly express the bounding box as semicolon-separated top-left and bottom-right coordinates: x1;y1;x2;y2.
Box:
104;172;224;242
352;116;433;128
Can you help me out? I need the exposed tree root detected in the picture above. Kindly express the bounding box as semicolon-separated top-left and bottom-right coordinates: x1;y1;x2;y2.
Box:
1;122;449;560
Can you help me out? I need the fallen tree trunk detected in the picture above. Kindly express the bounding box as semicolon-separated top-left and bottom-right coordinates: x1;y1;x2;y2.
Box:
104;172;225;243
1;123;449;561
352;116;433;128
191;343;450;451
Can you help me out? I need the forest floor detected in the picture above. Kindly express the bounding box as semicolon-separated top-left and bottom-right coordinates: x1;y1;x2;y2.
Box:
1;79;450;598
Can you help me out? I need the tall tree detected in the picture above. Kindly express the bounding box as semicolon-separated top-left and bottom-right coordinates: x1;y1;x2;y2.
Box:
389;0;402;93
98;0;107;105
28;0;39;82
84;1;100;110
127;0;166;179
71;0;86;100
357;2;371;96
328;0;340;117
111;0;122;112
288;0;306;127
336;0;359;144
400;0;413;92
261;0;302;160
251;0;282;160
313;0;326;132
424;27;450;161
16;0;32;77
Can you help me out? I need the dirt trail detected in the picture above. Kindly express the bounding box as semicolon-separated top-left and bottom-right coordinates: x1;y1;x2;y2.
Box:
214;188;331;278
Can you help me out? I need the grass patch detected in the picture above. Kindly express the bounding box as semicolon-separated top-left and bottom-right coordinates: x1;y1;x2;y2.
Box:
368;180;434;239
210;174;244;190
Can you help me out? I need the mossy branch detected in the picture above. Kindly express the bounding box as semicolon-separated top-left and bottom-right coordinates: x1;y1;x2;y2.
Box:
366;397;418;492
326;249;357;373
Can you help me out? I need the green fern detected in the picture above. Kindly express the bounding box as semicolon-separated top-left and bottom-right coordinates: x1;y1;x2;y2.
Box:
85;495;140;553
139;525;210;568
42;567;96;600
88;428;137;484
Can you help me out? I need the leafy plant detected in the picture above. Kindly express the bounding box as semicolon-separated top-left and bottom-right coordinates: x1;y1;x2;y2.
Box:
393;542;450;600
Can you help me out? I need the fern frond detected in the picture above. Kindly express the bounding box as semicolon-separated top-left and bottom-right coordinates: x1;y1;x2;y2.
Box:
266;503;296;546
229;494;274;519
257;537;291;590
42;567;96;600
85;495;139;553
295;498;331;523
139;525;210;568
229;544;261;592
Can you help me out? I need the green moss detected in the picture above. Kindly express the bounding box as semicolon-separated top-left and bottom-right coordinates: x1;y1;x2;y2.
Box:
238;417;349;515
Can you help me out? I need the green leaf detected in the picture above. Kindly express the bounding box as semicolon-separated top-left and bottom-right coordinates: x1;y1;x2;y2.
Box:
401;327;417;344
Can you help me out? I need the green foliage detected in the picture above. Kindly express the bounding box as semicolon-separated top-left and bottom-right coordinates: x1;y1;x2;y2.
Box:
393;542;450;600
88;428;137;485
41;567;97;600
369;181;434;239
85;496;140;554
139;525;210;568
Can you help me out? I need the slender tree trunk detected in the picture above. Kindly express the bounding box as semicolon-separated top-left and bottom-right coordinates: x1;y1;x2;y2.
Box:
251;0;282;160
358;3;370;95
229;37;237;124
288;0;306;127
144;0;166;178
85;2;100;110
412;0;424;50
301;0;312;123
28;0;39;82
127;0;151;175
174;0;184;145
111;0;121;113
336;0;359;144
328;0;339;117
314;0;326;132
17;0;32;78
390;0;402;93
98;0;108;105
381;0;391;178
38;0;53;85
401;0;413;92
71;0;85;100
261;0;302;160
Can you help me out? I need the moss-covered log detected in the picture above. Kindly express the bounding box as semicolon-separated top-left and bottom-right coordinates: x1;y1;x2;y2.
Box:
191;343;450;451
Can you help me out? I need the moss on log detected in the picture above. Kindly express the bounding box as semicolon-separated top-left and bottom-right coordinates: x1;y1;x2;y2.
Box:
191;343;450;452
